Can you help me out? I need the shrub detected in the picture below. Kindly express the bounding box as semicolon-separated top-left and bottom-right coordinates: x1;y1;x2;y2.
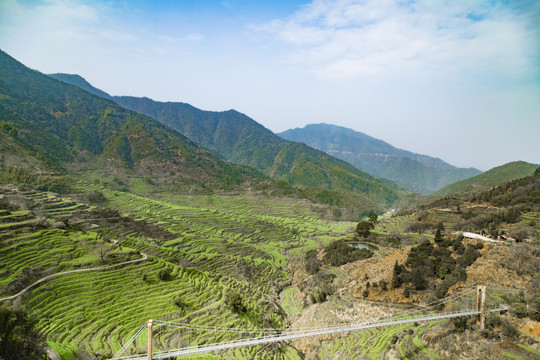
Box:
457;246;481;268
0;198;15;210
410;268;428;290
304;249;320;274
157;267;172;281
173;296;188;310
86;191;107;203
452;317;471;333
501;319;520;339
323;240;373;267
310;289;328;303
388;235;401;248
226;292;247;314
512;303;528;318
403;287;410;298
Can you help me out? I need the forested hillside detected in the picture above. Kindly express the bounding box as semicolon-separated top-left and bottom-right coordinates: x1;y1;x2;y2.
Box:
0;50;274;193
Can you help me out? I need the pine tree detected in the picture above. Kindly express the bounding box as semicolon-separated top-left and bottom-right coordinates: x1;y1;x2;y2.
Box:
391;260;402;289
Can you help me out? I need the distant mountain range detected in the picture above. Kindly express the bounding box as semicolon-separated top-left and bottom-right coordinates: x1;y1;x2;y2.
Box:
49;73;404;208
278;124;481;194
434;161;539;196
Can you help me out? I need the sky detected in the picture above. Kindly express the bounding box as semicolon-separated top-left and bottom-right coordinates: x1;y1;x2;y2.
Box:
0;0;539;171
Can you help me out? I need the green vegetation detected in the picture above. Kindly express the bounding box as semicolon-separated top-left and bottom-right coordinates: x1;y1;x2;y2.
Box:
357;220;375;237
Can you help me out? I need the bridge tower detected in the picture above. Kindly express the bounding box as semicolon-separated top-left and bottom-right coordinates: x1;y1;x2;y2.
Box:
476;285;486;330
147;319;153;360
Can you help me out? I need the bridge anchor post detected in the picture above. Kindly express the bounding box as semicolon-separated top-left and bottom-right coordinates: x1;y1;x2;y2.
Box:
476;286;486;330
147;319;153;360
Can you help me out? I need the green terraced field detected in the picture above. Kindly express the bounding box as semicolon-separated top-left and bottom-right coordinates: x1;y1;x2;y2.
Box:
1;181;356;359
319;322;414;359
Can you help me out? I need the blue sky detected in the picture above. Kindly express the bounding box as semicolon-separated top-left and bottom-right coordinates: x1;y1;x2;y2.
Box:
0;0;538;170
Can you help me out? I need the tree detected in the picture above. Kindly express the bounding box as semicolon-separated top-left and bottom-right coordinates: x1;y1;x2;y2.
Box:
0;306;46;360
434;228;444;243
410;268;428;290
94;242;112;264
356;221;374;238
368;211;378;224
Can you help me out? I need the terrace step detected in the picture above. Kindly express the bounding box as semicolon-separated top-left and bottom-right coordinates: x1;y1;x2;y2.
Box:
0;211;34;224
45;204;87;214
0;218;42;231
44;200;77;210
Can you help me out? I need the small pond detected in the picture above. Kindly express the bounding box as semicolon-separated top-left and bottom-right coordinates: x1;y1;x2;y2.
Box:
349;242;378;251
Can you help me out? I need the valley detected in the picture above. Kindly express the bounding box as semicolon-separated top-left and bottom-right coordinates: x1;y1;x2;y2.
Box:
0;48;539;360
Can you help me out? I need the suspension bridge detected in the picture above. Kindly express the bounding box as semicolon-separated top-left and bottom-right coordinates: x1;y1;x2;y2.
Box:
108;286;508;360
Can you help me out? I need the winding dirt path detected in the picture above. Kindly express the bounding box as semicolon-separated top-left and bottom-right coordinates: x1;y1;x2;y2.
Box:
0;253;148;302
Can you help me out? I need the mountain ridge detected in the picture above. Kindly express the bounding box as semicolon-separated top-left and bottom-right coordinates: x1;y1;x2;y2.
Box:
49;72;404;208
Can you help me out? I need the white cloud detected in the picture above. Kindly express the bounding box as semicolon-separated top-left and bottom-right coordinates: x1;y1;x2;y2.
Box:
184;33;205;42
256;0;538;80
0;0;133;49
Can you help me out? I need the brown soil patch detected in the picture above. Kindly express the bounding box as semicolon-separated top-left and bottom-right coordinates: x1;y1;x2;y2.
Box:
450;242;530;293
521;321;540;340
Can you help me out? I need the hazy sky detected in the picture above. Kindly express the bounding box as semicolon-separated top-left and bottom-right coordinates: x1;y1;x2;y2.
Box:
0;0;539;170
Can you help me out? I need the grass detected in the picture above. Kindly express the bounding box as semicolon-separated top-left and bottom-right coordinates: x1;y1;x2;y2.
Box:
517;344;540;356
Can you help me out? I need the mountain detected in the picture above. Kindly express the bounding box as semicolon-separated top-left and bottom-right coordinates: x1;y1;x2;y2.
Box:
278;123;481;194
434;161;540;196
49;73;405;208
0;50;274;193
